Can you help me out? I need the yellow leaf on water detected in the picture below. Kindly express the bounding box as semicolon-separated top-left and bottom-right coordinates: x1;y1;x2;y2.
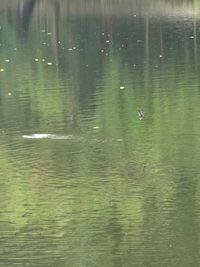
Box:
0;68;4;72
8;92;12;96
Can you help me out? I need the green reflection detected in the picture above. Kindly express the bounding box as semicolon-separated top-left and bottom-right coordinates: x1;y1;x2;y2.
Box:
0;1;200;267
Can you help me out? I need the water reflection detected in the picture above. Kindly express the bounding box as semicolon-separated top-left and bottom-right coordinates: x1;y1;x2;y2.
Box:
0;0;200;266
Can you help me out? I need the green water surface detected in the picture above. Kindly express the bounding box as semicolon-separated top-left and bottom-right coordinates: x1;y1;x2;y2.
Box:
0;1;200;266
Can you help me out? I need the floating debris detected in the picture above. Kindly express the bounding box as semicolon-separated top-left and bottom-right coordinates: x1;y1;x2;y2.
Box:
120;86;125;90
42;59;45;62
47;62;53;66
190;36;194;39
8;92;12;96
137;40;143;43
35;58;39;62
159;54;163;58
68;48;73;51
0;68;4;72
142;163;149;176
47;32;52;35
41;29;46;33
5;59;9;62
93;126;100;129
101;49;104;53
138;109;144;120
106;40;110;43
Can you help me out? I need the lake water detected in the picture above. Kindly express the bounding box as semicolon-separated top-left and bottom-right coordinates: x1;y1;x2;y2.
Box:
0;0;200;266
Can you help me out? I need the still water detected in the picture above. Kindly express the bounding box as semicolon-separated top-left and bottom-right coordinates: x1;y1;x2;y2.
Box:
0;0;200;266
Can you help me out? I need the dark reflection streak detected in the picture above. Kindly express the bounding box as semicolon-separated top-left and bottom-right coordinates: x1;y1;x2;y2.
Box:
51;0;60;65
145;13;149;65
17;0;36;38
193;16;197;70
106;203;123;267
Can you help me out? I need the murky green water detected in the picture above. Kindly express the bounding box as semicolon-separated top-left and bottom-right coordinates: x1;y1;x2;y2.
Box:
0;0;200;266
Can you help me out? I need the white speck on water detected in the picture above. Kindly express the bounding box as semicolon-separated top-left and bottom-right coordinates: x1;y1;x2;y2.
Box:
35;58;39;62
120;86;125;90
106;40;110;43
68;48;73;51
5;59;9;62
47;62;53;66
47;32;52;35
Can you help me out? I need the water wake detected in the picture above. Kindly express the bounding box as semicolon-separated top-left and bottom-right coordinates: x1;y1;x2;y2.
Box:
22;134;75;140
